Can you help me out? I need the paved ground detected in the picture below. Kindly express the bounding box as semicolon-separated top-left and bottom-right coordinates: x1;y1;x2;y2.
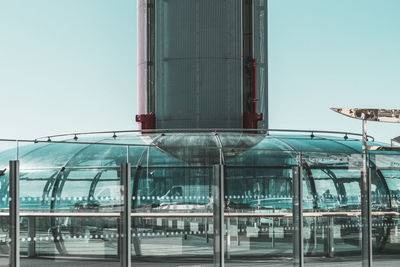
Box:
0;256;400;267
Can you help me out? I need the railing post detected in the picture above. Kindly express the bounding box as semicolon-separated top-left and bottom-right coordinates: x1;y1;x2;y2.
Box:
361;120;372;267
9;160;20;267
326;216;334;257
226;218;230;259
213;164;224;267
271;217;275;248
27;217;36;257
292;159;303;267
117;217;121;257
236;217;240;246
361;163;372;267
120;163;131;267
206;217;209;243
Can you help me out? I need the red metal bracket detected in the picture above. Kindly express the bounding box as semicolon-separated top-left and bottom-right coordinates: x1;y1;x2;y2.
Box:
135;112;156;131
243;58;263;130
243;112;263;129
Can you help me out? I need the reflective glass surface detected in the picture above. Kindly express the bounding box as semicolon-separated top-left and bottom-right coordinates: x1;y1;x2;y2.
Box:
0;133;400;266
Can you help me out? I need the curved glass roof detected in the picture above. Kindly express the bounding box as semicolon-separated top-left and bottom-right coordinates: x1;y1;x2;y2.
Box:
0;132;399;213
0;133;380;169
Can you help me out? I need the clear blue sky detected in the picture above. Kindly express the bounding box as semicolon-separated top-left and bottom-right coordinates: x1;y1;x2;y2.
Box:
1;0;399;143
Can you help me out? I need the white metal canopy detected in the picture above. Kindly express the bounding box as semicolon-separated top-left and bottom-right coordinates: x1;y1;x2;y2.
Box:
331;108;400;123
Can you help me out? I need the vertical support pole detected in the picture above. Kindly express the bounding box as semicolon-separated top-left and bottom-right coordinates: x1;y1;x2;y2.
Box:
27;217;36;257
120;163;131;267
237;217;240;246
271;217;275;248
361;119;372;267
326;216;334;257
313;217;317;249
206;217;209;243
292;161;303;267
213;164;224;267
9;160;20;267
226;218;230;259
117;217;121;257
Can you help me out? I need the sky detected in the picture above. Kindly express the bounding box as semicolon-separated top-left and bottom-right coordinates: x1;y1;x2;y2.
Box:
0;0;400;145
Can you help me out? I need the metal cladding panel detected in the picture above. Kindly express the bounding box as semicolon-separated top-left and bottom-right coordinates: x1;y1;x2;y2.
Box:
137;0;148;115
253;0;268;129
155;0;242;129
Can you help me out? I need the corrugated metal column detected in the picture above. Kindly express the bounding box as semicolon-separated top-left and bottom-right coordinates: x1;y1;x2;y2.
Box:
120;163;131;267
213;164;224;267
9;160;20;267
292;158;303;267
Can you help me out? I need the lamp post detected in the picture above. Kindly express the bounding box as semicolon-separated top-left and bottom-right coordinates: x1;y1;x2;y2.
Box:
331;108;400;267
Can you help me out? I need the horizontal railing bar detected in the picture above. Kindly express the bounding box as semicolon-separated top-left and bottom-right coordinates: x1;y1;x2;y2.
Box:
0;211;398;218
31;128;373;141
19;166;388;172
18;166;400;173
0;138;366;154
19;165;298;171
20;166;120;171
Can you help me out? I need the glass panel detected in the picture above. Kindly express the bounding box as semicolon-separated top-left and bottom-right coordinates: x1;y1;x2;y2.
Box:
130;161;214;265
19;216;120;258
224;148;297;167
276;135;359;153
224;164;293;264
131;216;214;262
65;144;129;168
55;169;121;211
304;152;362;266
372;153;400;265
133;166;212;211
19;143;87;169
16;142;123;266
0;140;18;261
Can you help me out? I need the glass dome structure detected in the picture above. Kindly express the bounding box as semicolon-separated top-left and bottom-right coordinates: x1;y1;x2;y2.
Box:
0;133;390;211
0;131;400;262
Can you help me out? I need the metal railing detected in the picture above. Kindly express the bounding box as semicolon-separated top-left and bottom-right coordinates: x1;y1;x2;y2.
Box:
29;128;374;142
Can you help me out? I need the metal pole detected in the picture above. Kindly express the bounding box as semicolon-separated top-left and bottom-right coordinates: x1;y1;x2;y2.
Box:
9;160;20;267
271;217;275;248
120;163;131;267
292;162;303;267
117;217;121;257
206;217;209;243
326;216;334;258
226;218;230;259
361;119;372;267
237;217;240;246
213;164;224;267
313;217;317;249
27;217;36;257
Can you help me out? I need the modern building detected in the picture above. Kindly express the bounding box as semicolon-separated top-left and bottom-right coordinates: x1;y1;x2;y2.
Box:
1;1;400;267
